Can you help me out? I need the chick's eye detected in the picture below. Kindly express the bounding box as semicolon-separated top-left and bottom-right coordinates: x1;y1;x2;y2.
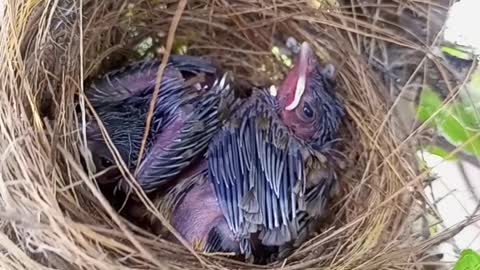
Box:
303;102;314;119
99;156;113;168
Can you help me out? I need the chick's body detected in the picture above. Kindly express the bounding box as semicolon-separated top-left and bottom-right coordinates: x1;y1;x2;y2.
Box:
85;55;234;192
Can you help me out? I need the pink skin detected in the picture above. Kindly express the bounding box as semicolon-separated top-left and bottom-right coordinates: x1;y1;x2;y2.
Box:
172;180;222;243
171;172;239;252
277;42;319;141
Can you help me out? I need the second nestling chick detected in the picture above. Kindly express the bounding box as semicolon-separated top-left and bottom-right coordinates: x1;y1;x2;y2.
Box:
84;55;235;193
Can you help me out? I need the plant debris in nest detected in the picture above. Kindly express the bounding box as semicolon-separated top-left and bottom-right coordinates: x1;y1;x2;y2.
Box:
0;0;469;269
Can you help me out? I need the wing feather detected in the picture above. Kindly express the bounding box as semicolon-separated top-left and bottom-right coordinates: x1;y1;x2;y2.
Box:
86;55;218;107
207;93;307;252
135;73;235;192
87;54;236;193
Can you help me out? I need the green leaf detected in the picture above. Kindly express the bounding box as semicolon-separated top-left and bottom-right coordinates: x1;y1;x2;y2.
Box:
416;87;444;123
463;67;480;103
424;145;458;160
438;111;471;143
441;45;475;61
416;87;480;157
437;108;480;156
447;105;480;156
453;249;480;270
470;68;480;91
451;104;480;130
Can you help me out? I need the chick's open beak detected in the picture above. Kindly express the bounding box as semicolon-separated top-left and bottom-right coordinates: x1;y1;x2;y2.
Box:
285;42;314;111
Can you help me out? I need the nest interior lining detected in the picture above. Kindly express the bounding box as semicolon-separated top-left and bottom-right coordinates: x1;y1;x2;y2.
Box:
0;0;458;269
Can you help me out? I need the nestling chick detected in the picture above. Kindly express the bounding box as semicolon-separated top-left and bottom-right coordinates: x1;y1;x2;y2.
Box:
207;41;345;256
84;55;235;193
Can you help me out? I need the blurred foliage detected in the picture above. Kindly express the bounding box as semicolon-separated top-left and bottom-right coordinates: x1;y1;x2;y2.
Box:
174;43;188;55
424;145;459;161
271;46;293;68
417;83;480;158
442;44;475;61
134;36;153;57
418;41;480;160
453;249;480;270
134;37;190;60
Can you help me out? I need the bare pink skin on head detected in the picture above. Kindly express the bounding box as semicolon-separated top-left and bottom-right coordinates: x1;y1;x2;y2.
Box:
277;42;319;141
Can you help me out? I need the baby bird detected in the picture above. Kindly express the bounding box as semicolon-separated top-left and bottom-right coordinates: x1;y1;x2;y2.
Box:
84;55;235;193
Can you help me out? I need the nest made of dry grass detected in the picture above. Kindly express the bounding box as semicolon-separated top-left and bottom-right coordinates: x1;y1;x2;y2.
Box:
0;0;468;269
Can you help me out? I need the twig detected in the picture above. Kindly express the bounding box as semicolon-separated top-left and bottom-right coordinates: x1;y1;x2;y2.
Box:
129;0;208;266
136;0;188;171
457;161;480;203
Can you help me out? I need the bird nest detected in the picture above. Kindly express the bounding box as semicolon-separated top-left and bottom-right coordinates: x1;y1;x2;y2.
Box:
1;0;459;269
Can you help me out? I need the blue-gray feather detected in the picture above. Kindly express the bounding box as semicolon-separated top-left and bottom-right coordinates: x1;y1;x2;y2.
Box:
85;55;235;192
206;71;344;257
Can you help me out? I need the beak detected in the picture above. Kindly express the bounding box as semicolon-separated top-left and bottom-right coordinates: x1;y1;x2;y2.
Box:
285;42;314;111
